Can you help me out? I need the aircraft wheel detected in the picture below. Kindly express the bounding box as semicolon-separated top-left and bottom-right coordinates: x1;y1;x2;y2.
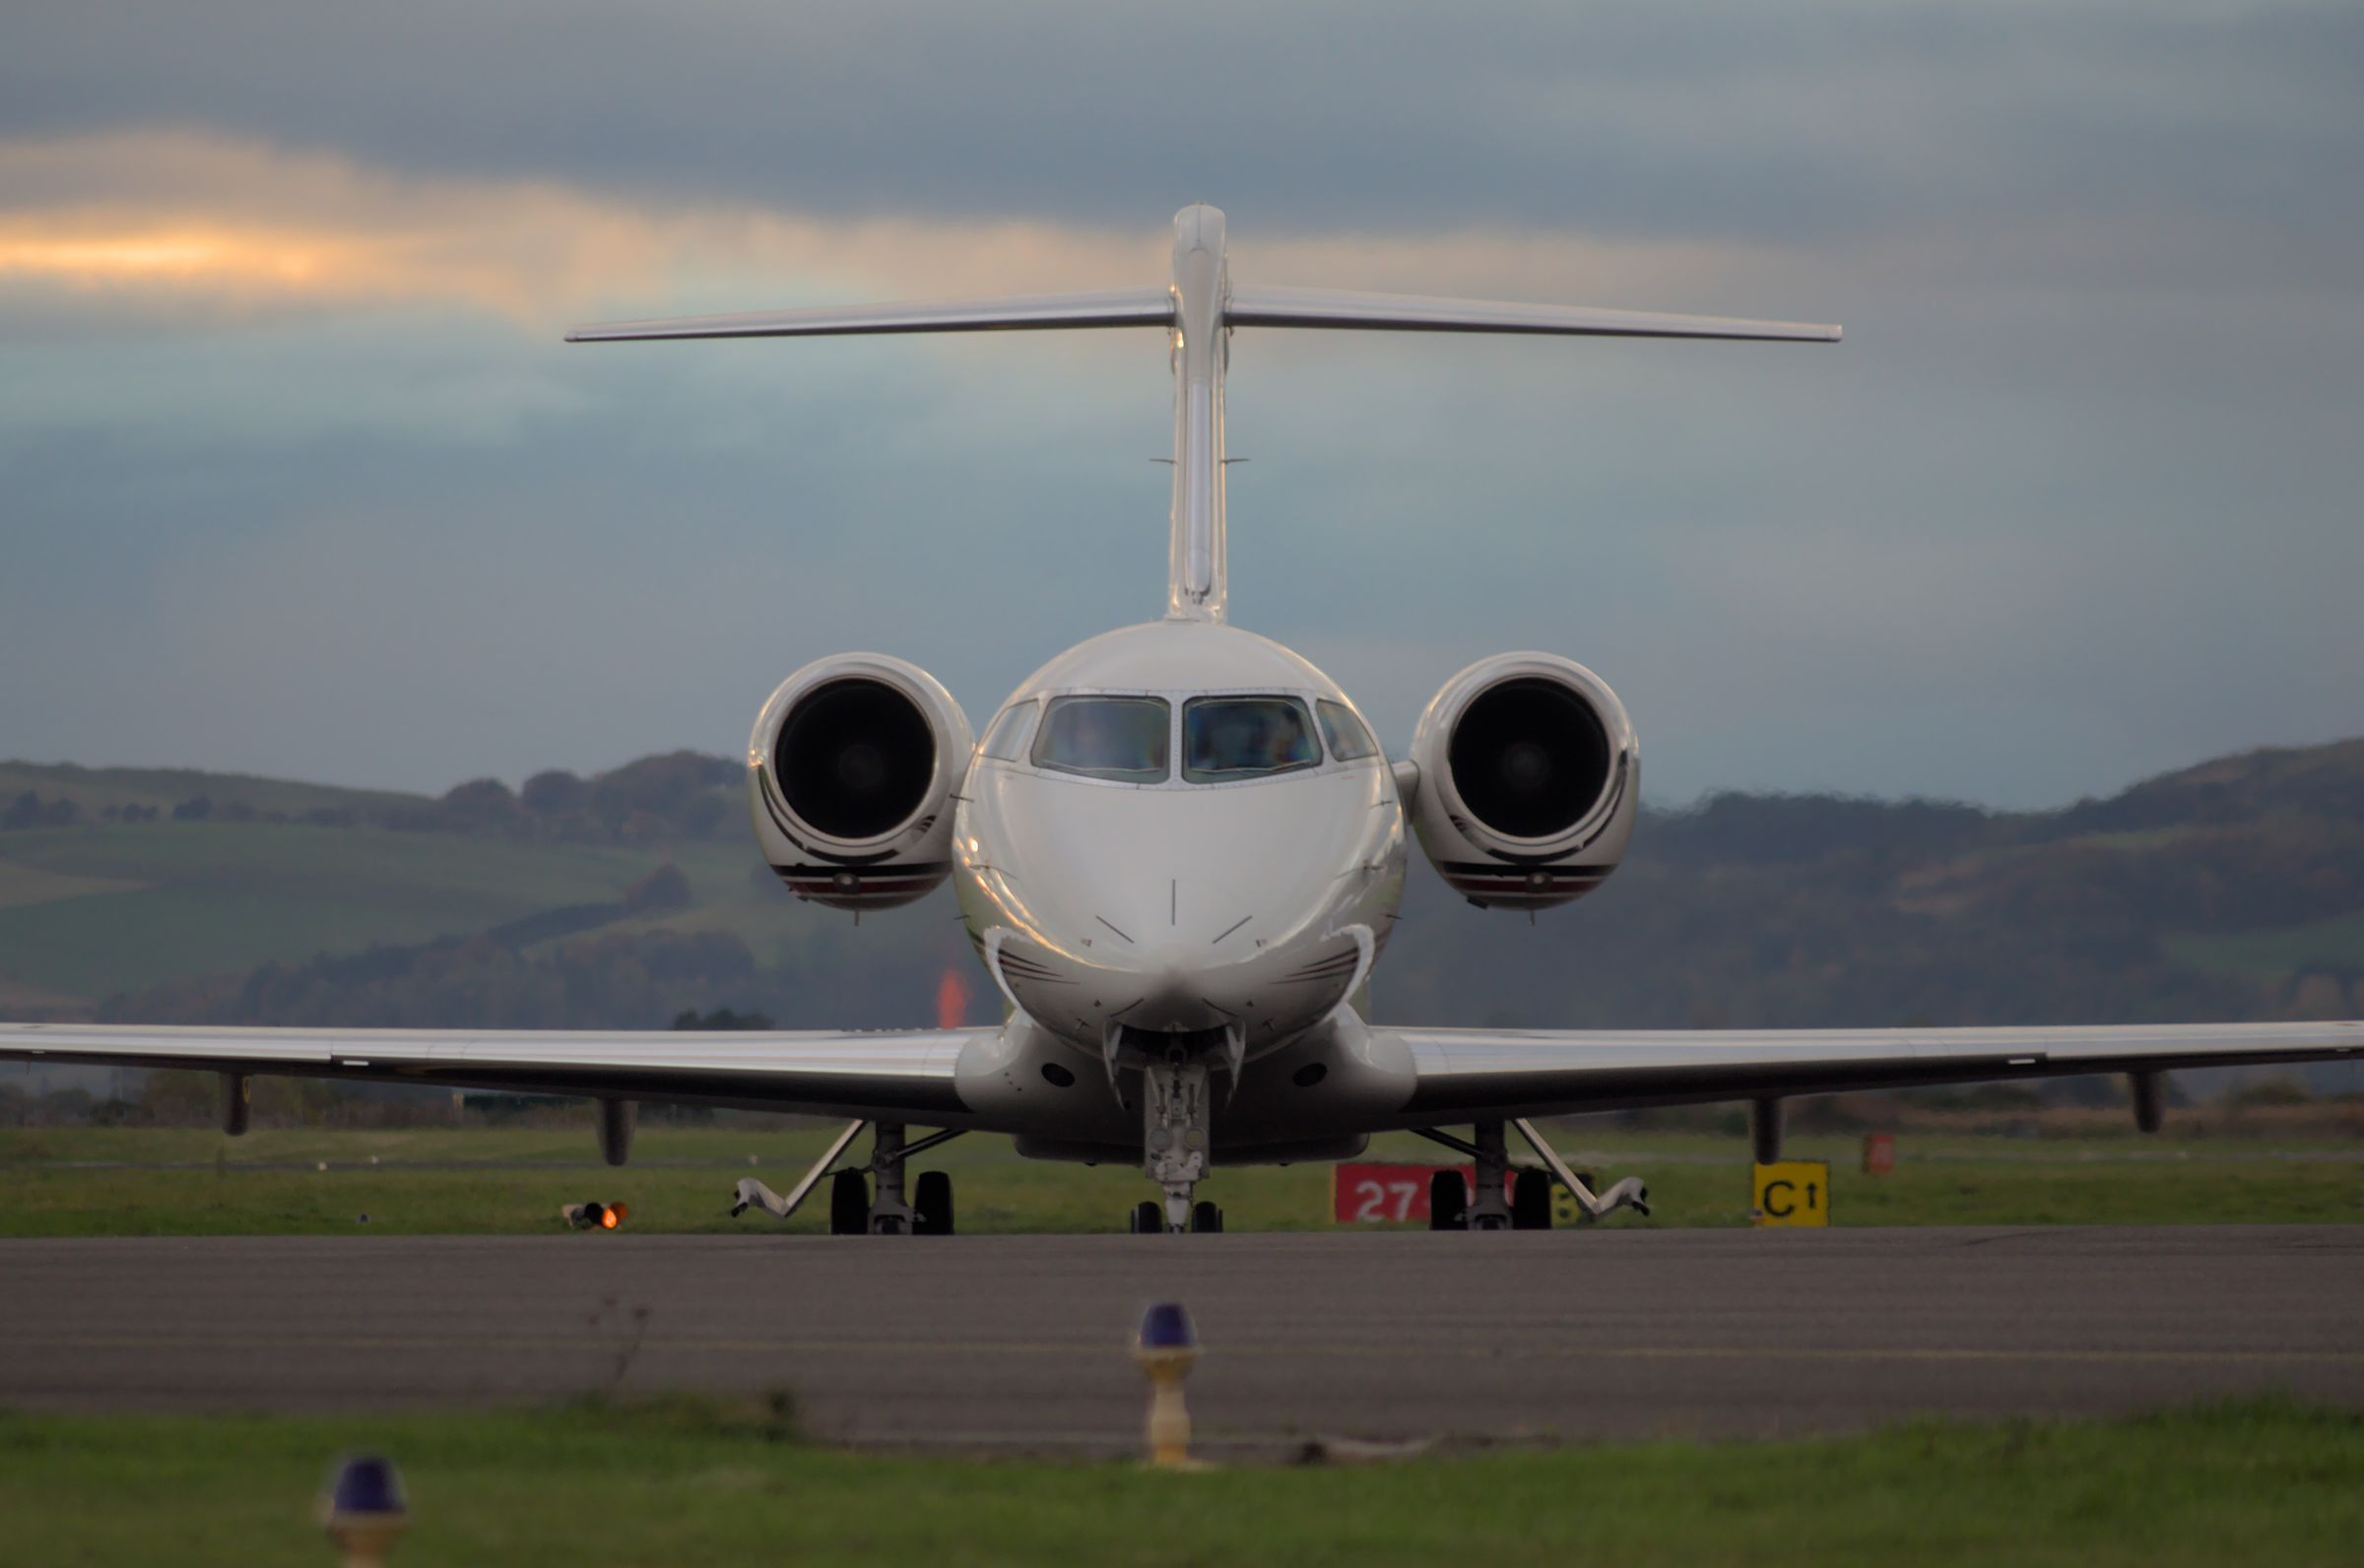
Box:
828;1168;868;1235
1191;1200;1222;1234
1428;1168;1468;1231
1511;1167;1554;1230
1129;1200;1162;1234
914;1170;954;1236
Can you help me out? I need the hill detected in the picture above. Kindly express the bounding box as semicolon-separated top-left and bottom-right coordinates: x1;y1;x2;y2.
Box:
2;744;2361;1078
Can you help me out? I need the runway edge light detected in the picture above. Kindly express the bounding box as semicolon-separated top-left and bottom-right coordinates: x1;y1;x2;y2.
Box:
319;1453;407;1566
1134;1302;1207;1470
561;1201;629;1230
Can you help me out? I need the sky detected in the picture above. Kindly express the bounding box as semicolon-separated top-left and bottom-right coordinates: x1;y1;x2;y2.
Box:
3;1;2359;811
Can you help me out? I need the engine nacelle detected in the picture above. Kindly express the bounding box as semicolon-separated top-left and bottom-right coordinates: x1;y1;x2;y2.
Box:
1408;652;1638;910
748;653;973;911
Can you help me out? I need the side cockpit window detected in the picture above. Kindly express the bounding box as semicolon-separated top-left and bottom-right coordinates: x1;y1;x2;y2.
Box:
1316;699;1379;762
1032;695;1171;782
1182;696;1320;783
979;700;1037;761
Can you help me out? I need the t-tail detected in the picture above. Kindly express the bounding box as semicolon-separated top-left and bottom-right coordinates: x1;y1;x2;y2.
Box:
566;205;1840;624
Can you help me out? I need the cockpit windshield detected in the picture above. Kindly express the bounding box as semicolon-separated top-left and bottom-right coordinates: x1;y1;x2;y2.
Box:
1032;695;1171;782
1316;699;1379;761
1182;695;1321;783
978;700;1037;761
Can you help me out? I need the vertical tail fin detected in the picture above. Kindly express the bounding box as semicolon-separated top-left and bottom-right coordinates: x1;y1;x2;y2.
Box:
566;207;1839;624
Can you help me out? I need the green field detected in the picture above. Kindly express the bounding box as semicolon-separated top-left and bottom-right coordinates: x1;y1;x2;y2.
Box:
3;1124;2359;1236
0;811;910;1007
0;823;680;1000
2165;914;2364;983
3;1396;2358;1565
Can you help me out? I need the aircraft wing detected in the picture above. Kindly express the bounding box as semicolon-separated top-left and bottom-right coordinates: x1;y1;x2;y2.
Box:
0;1023;997;1124
1382;1020;2364;1125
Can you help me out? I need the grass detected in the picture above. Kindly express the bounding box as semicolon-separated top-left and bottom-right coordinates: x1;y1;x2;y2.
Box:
0;824;684;1000
2166;914;2364;983
0;818;873;1003
2;1395;2359;1565
2;1125;2358;1237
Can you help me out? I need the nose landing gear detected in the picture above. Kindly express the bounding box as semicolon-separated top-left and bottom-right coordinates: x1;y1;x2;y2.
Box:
1128;1198;1223;1233
1135;1052;1214;1234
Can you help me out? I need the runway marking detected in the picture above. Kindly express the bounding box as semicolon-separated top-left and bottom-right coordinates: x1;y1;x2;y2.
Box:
10;1334;2362;1368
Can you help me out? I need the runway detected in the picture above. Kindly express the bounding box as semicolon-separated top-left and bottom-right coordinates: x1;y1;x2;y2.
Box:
3;1227;2359;1454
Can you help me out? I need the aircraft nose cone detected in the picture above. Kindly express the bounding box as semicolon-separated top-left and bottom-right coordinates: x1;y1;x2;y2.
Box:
1106;947;1228;1035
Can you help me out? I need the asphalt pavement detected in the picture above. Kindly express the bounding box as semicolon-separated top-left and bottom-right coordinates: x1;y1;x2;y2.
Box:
3;1227;2358;1454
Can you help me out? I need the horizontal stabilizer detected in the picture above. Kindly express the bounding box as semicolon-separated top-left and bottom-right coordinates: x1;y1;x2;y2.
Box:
563;205;1842;629
566;288;1174;343
1225;285;1839;342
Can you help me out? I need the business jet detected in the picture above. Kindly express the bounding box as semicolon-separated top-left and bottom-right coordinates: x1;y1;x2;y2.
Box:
6;206;2356;1234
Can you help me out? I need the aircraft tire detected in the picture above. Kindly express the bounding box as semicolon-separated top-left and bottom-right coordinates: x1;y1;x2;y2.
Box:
1428;1168;1469;1231
1191;1200;1222;1234
1130;1200;1162;1234
1511;1167;1553;1230
914;1170;953;1236
829;1168;869;1235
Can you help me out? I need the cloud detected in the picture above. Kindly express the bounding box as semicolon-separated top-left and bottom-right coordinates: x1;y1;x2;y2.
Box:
5;0;2359;261
3;6;2362;812
0;131;1148;325
0;129;1813;337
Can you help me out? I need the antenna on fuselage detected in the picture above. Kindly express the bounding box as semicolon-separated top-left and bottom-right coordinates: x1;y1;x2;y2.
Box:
565;206;1840;626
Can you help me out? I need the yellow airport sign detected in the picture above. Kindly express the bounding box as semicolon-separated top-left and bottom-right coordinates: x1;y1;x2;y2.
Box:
1751;1161;1830;1227
1545;1167;1601;1227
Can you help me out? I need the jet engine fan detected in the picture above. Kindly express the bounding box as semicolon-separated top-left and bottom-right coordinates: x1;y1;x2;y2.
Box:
1407;652;1637;910
748;653;973;911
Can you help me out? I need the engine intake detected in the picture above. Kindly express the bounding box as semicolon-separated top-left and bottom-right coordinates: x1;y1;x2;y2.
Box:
749;653;972;911
1409;653;1637;911
774;678;938;841
1446;677;1613;840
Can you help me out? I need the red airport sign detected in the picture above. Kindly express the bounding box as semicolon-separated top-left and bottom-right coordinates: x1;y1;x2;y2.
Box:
1333;1162;1515;1224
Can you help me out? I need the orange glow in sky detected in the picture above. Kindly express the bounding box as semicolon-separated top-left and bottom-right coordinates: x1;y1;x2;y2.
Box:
0;229;333;286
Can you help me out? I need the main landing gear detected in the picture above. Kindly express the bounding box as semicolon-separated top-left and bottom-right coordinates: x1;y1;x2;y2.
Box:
1414;1118;1651;1231
730;1119;963;1235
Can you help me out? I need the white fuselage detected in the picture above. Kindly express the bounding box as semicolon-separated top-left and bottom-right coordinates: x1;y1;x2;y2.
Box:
952;620;1407;1089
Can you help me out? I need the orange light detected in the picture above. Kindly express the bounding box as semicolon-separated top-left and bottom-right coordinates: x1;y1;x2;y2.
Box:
600;1208;618;1228
935;967;972;1029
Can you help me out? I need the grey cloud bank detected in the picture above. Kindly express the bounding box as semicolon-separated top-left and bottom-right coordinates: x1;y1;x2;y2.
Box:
7;3;2361;250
